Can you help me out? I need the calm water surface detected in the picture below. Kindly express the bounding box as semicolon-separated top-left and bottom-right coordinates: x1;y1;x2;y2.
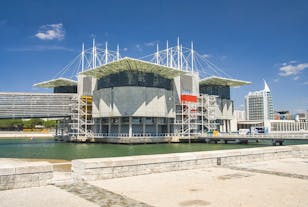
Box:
0;138;307;160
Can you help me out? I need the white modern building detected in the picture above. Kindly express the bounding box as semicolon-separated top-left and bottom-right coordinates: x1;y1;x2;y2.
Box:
245;80;274;121
0;39;252;142
238;81;308;134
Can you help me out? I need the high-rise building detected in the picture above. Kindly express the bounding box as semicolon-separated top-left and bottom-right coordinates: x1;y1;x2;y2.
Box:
245;80;274;121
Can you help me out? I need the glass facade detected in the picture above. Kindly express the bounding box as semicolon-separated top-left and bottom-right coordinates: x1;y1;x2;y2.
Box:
199;85;230;99
97;71;171;90
53;85;77;93
94;117;174;135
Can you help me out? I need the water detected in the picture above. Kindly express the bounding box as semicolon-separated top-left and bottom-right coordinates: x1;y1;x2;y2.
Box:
0;138;307;160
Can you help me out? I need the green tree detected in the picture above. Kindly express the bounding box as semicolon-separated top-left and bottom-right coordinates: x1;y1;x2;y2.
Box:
43;120;57;128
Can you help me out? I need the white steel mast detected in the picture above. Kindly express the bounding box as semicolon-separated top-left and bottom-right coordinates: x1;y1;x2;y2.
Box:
166;40;169;67
105;42;108;64
191;41;194;73
92;38;96;68
177;37;180;69
81;43;85;72
180;44;183;70
116;44;120;61
156;43;159;64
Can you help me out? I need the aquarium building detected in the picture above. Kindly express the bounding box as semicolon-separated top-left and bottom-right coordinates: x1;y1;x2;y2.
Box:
2;40;251;142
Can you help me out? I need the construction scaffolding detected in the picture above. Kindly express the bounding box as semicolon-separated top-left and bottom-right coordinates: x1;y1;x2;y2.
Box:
175;94;219;137
68;95;94;140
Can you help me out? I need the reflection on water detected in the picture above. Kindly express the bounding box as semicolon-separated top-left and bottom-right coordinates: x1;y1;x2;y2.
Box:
0;138;307;160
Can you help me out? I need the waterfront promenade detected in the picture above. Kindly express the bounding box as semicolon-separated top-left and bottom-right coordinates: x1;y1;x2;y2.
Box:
1;145;308;207
1;158;308;206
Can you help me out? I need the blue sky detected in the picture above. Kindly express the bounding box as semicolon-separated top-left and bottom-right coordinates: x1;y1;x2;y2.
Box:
0;0;307;112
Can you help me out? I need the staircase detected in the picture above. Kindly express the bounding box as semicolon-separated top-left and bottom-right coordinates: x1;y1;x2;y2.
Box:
202;94;218;132
69;95;94;140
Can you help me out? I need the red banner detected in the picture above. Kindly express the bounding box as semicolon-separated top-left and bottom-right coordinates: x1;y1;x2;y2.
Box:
180;94;197;103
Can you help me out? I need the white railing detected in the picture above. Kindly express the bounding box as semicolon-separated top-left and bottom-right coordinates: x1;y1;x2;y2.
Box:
199;133;308;139
93;133;177;138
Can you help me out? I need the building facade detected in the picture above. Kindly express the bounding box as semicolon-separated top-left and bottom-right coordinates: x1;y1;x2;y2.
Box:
32;56;250;140
245;80;274;121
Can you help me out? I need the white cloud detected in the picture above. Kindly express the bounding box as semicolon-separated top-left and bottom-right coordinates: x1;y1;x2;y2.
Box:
35;23;65;40
122;47;128;51
135;44;143;52
144;40;159;47
293;76;300;81
279;62;308;77
273;78;279;82
202;54;211;58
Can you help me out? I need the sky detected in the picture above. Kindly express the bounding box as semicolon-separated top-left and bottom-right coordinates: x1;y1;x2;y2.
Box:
0;0;307;113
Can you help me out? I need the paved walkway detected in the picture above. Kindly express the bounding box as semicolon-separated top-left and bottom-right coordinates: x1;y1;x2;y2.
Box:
0;185;99;207
1;158;308;207
57;182;150;207
90;158;308;207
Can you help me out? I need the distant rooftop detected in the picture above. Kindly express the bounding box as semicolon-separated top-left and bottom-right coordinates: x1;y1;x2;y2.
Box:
33;78;77;88
199;76;251;87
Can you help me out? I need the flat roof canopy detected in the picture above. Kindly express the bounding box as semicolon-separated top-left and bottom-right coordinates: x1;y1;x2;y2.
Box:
80;57;186;79
33;78;77;88
238;121;263;125
199;76;251;87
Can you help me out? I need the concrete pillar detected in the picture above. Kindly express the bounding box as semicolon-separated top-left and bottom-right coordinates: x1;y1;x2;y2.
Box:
108;118;111;135
155;118;158;135
142;117;146;135
129;117;132;137
167;119;170;135
219;123;223;132
99;118;102;134
118;118;121;135
226;120;230;132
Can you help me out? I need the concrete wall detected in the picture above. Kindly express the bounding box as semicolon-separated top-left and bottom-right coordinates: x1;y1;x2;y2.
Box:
92;86;175;118
0;161;53;190
72;144;308;182
78;74;97;96
214;98;234;120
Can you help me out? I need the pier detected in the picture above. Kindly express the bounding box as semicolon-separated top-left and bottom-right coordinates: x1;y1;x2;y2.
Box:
195;133;308;145
62;132;308;145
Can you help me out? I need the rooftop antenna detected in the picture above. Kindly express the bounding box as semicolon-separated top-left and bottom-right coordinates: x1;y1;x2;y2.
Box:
191;41;194;73
116;44;120;61
166;40;169;67
92;38;96;68
156;43;159;64
81;43;85;72
177;37;180;69
263;79;270;92
105;41;108;64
